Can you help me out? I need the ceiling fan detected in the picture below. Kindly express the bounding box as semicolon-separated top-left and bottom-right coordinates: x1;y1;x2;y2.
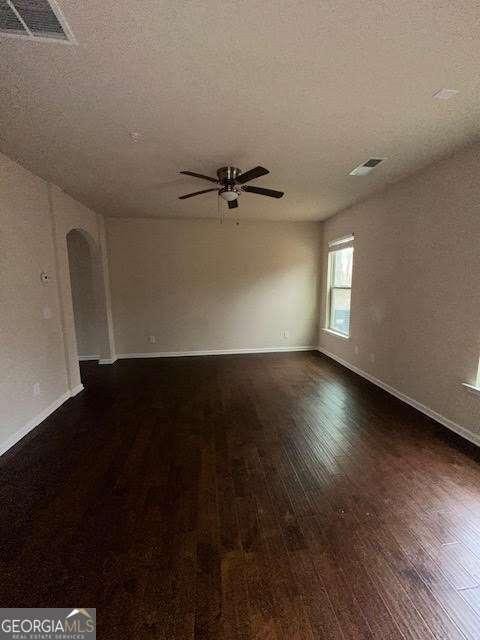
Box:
178;166;284;209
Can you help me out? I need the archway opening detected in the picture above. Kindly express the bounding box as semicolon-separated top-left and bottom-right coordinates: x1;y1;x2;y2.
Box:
66;229;100;384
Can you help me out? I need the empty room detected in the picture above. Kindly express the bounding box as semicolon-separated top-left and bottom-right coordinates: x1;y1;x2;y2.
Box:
1;1;480;638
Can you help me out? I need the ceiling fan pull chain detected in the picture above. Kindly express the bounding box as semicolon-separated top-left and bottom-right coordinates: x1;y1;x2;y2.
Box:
218;192;223;225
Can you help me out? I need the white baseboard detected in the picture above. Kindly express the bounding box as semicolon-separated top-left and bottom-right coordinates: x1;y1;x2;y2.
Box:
79;355;117;365
117;346;315;359
0;392;69;457
70;383;84;396
0;384;85;458
78;355;117;365
317;347;480;448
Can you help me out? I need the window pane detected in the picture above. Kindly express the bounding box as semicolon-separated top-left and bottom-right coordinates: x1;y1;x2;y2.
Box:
332;247;353;287
330;288;351;335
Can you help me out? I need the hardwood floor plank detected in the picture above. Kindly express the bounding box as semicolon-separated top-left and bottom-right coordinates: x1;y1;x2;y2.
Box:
1;352;480;639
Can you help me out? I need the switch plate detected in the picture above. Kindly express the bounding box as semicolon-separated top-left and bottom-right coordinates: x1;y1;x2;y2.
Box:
148;335;156;344
33;383;41;397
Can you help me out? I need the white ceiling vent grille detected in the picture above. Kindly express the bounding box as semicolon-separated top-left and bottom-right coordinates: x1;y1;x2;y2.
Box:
349;158;386;176
0;0;75;43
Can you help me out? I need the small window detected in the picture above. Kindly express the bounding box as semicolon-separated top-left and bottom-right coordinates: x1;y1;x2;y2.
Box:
326;236;354;337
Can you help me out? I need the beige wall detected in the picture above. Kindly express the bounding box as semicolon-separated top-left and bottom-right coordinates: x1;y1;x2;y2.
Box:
319;143;480;440
0;154;67;449
0;152;114;455
67;231;100;358
107;218;321;355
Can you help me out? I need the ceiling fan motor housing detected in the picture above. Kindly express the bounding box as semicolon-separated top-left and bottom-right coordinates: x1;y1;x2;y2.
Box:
218;167;241;201
217;166;241;184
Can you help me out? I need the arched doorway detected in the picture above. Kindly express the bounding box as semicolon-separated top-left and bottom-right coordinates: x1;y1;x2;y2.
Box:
67;230;99;366
60;227;115;392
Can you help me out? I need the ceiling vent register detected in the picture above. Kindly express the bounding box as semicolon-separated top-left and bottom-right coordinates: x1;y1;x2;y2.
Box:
0;0;75;43
349;158;386;176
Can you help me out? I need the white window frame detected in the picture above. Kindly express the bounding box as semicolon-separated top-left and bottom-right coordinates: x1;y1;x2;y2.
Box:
325;235;354;338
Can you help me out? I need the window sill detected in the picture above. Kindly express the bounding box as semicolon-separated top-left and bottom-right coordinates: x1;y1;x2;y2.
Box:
322;328;350;341
462;383;480;398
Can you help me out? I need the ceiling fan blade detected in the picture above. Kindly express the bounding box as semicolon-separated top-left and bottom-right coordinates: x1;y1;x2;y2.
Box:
236;166;269;184
180;171;218;184
242;185;284;198
179;188;218;200
228;199;239;209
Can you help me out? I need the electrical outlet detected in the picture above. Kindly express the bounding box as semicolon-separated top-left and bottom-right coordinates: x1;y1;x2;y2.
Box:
33;383;41;397
148;335;156;344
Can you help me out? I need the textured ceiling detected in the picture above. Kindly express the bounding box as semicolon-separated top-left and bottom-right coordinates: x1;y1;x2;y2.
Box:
0;1;479;221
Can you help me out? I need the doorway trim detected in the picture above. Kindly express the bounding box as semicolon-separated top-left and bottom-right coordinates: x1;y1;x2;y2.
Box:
49;185;116;395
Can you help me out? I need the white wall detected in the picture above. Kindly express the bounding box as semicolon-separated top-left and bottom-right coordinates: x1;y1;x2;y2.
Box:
107;218;322;355
0;152;114;455
0;154;67;448
319;143;480;442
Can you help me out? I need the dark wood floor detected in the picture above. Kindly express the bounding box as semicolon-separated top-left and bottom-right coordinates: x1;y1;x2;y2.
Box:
1;352;480;639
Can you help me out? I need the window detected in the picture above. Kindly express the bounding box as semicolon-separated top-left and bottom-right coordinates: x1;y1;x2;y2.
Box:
326;235;354;337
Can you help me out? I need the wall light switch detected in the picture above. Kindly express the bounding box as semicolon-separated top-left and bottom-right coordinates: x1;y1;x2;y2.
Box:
354;345;359;355
282;330;289;340
33;383;41;397
370;353;376;363
148;335;156;344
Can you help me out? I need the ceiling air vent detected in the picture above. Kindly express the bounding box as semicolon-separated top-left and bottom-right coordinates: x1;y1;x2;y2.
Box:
0;0;75;43
349;158;386;176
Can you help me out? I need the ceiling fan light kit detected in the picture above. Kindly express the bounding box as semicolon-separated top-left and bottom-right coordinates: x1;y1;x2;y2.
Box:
219;187;239;202
178;165;284;210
